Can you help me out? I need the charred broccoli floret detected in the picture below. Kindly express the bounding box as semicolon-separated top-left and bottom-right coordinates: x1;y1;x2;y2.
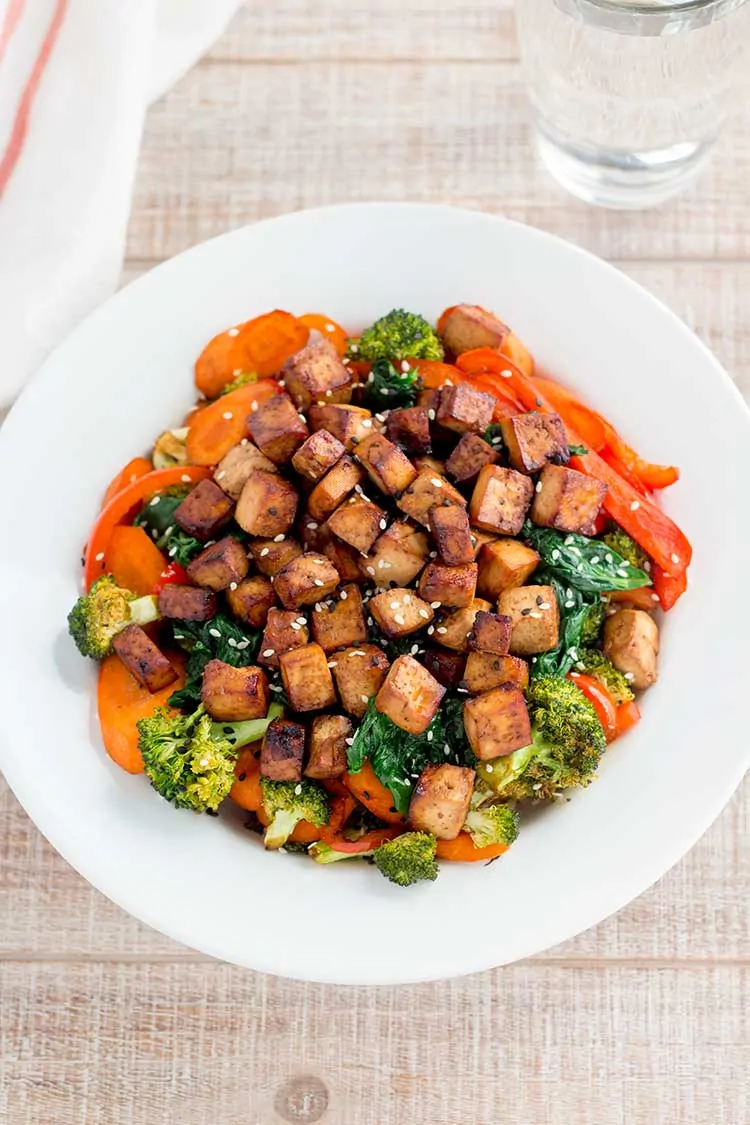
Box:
351;309;444;363
580;598;607;646
576;647;635;704
463;803;519;849
68;575;159;659
372;831;439;887
259;779;330;850
601;527;650;572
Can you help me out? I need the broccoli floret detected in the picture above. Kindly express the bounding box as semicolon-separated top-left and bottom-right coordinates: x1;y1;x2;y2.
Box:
152;427;189;469
601;527;650;572
463;804;520;849
372;832;439;887
68;575;159;659
478;675;607;802
580;598;607;645
351;309;444;363
576;647;635;705
137;703;281;813
260;779;330;850
220;371;259;396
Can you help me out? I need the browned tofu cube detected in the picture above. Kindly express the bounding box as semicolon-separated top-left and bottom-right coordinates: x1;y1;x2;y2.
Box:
213;440;277;501
416;386;441;412
327;493;385;554
530;463;608;535
386;407;432;455
603;608;659;690
463;685;532;760
437;383;496;436
355;433;417;497
500;412;568;474
370;588;434;638
439;304;509;355
157;584;217;622
413;455;446;477
397;468;466;528
248;536;303;577
498;585;560;655
260;718;305;782
186;536;249;591
279;643;337;712
174;479;235;542
201;660;269;721
431;598;492;652
408;763;475;840
469;528;499;558
469;465;534;536
311;584;367;653
258;608;309;668
247;393;309;464
358;520;429;586
291;429;345;482
423;648;466;688
331;644;390;718
466;611;512;655
308;403;375;450
322;536;367;585
226;575;276;628
375;655;445;735
462;652;529;694
112;625;177;693
305;714;353;779
307;455;364;521
428;503;474;566
283;339;353;411
417;562;478;609
445;432;499;484
274;552;340;610
235;470;298;538
477;538;540;599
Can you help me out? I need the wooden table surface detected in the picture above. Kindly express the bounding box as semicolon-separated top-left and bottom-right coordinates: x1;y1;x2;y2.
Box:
1;4;748;1123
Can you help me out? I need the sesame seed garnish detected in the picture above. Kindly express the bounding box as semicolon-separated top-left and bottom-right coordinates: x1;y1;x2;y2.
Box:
410;644;419;655
229;581;238;591
427;409;436;421
418;609;430;619
436;626;447;634
366;565;375;576
222;411;233;420
430;478;443;488
485;763;494;773
362;418;373;428
209;628;221;638
404;594;411;604
394;614;406;625
360;694;369;704
227;327;240;337
427;625;435;635
227;638;238;648
168;546;177;556
539;602;551;610
236;640;250;650
294;784;303;796
259;548;270;557
344;736;354;746
181;474;192;483
530;611;541;619
535;481;543;493
379;518;387;530
428;550;438;559
314;579;325;587
327;661;338;668
290;622;301;631
389;600;400;610
671;553;680;564
273;533;286;542
314;602;323;613
375;413;386;423
350;343;359;353
95;551;105;562
630;500;640;511
430;601;441;609
340;590;348;600
250;401;259;413
605;553;613;564
616;569;629;578
590;555;599;565
149;495;161;507
624;672;635;682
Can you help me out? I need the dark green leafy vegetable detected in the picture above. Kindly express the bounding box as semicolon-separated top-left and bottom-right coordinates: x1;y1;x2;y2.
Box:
523;522;651;593
580;598;607;646
168;614;262;711
134;489;204;567
531;570;597;679
482;423;505;450
568;443;588;456
359;358;419;411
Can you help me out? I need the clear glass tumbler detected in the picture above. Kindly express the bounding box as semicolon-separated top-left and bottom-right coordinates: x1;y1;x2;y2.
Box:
515;0;750;207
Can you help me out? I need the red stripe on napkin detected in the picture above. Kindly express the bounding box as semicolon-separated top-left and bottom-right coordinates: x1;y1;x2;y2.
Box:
0;0;25;65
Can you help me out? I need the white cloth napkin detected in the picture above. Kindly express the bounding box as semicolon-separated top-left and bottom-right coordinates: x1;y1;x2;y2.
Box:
0;0;242;408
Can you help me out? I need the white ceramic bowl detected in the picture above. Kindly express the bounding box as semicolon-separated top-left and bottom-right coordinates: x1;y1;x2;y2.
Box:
0;204;747;984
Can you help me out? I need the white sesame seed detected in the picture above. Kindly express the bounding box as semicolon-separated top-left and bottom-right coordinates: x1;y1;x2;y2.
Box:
630;500;641;511
290;622;301;631
551;549;561;561
410;645;419;655
366;566;375;576
313;579;324;587
539;602;551;610
652;592;660;602
229;581;238;591
427;730;434;742
340;590;348;600
624;672;635;682
250;401;259;413
95;551;105;562
307;521;318;530
671;553;680;565
418;609;430;619
535;481;543;493
394;614;406;625
360;694;369;704
379;518;387;530
427;409;436;421
485;763;494;773
236;640;250;650
404;594;411;604
530;611;542;619
209;628;221;638
427;625;435;635
260;548;270;557
500;369;513;379
227;327;240;337
240;438;249;446
273;533;286;542
430;478;443;488
428;551;438;559
436;626;447;634
227;637;238;648
350;343;359;354
222;411;233;421
168;545;177;556
314;602;323;613
149;495;161;507
430;601;441;609
444;378;453;387
378;559;387;569
181;474;192;483
590;556;599;565
344;736;354;746
362;418;373;428
350;650;366;657
616;569;629;578
294;784;303;796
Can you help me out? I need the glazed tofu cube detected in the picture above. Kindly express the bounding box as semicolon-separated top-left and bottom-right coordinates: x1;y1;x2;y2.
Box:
423;648;466;688
247;393;309;464
416;386;441;413
469;528;499;559
291;429;345;482
500;412;568;474
437;383;496;436
283;339;353;411
321;536;367;585
308;403;375;450
413;455;446;477
418;562;477;609
214;440;277;501
307;455;364;521
359;520;430;586
226;575;276;628
469;465;534;536
445;432;499;484
370;588;434;638
279;643;337;712
386;407;432;455
327;494;385;554
274;552;340;610
432;598;492;652
439;304;509;355
498;585;560;655
311;584;367;653
428;504;475;566
408;764;475;840
201;660;269;722
463;685;532;760
258;608;309;668
111;625;177;693
260;718;305;782
462;653;529;694
305;714;353;779
186;536;249;591
174;479;234;542
477;538;541;599
157;585;217;622
603;608;659;690
466;610;512;655
332;644;390;718
530;463;608;535
397;468;466;528
248;537;303;577
235;470;298;538
356;433;417;497
375;655;446;735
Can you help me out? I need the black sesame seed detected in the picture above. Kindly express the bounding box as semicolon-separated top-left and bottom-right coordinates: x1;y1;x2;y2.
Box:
536;595;544;606
238;772;247;782
521;607;531;616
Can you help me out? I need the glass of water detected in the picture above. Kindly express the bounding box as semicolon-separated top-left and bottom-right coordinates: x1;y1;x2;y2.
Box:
515;0;750;208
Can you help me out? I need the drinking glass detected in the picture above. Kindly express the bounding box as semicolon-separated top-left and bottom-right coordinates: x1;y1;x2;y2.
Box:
515;0;750;207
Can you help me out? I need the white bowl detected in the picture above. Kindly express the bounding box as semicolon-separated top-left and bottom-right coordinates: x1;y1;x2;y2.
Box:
0;204;747;984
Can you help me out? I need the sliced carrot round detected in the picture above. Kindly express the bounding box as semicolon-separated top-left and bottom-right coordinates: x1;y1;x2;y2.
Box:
105;525;168;597
343;761;405;825
299;313;348;356
185;379;280;466
195;310;309;399
97;651;186;775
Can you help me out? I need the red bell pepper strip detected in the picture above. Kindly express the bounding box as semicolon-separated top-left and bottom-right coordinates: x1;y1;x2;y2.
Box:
599;418;679;491
532;374;608;451
650;562;688;612
322;827;402;854
567;672;618;742
153;562;190;594
406;358;464;389
615;700;641;738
